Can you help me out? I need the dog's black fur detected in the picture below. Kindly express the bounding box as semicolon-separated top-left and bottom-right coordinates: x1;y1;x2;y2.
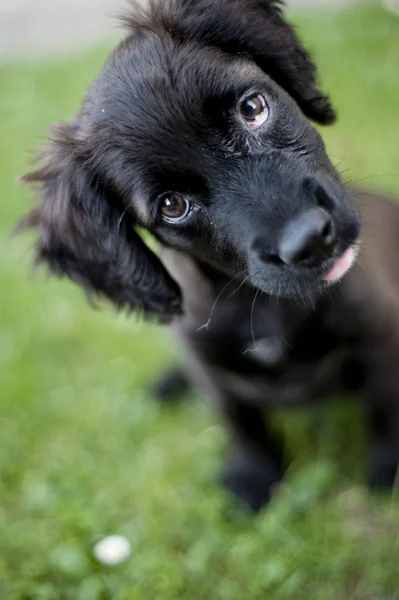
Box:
20;0;399;511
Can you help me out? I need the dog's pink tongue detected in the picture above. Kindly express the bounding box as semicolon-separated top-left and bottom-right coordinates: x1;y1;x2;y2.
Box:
322;246;355;282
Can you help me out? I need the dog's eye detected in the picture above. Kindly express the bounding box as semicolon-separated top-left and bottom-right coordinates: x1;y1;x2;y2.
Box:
240;94;269;131
161;193;191;223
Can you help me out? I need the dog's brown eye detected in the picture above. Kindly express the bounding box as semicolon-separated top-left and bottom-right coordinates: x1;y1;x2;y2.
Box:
240;94;269;131
161;194;191;223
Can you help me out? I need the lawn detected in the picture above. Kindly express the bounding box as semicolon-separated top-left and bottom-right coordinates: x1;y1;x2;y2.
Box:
1;5;399;599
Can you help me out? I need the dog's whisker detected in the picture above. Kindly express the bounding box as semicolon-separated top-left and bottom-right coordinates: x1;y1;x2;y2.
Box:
354;257;368;275
249;284;261;351
117;201;134;231
198;271;248;331
275;282;281;308
348;174;399;187
226;271;251;299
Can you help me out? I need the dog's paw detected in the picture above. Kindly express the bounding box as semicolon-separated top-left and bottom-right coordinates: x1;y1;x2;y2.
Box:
151;368;191;403
369;448;399;490
222;454;284;512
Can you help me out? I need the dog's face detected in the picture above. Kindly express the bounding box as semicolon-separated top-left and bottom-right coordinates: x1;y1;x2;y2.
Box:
20;0;361;319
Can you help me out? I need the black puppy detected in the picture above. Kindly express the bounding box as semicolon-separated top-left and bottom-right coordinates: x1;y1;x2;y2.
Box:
20;0;399;511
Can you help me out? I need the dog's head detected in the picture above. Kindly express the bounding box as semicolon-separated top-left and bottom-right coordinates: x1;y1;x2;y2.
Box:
20;0;361;320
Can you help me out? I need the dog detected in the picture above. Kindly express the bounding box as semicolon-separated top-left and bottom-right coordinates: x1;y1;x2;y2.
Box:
19;0;399;512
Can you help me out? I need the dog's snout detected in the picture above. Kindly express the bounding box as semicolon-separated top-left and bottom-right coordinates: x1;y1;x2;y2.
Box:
252;207;337;269
278;208;336;266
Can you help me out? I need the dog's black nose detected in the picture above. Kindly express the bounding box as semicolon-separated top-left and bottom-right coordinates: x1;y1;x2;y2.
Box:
278;208;336;266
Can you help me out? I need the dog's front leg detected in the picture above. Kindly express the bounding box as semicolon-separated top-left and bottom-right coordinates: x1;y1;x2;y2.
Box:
364;348;399;490
367;399;399;490
219;396;285;512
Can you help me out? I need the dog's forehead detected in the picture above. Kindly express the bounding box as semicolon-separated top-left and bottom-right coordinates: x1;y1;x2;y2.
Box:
114;33;259;95
94;35;264;140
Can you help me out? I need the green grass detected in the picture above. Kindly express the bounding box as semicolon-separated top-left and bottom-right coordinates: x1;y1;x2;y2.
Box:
1;5;399;599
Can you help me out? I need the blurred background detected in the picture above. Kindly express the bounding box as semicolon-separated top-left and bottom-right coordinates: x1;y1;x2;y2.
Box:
1;1;399;599
0;0;369;57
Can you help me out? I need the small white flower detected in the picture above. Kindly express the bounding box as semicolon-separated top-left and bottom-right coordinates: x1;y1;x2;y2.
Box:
93;535;131;566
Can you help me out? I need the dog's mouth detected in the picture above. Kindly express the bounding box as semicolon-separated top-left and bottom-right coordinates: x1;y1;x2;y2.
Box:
248;241;359;299
321;245;357;283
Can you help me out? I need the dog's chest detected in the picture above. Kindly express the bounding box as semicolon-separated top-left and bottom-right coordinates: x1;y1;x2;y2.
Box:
183;291;350;405
228;301;347;404
242;299;335;360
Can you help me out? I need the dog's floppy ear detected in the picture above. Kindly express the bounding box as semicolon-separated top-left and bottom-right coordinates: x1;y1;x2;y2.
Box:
19;123;182;321
140;0;335;125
